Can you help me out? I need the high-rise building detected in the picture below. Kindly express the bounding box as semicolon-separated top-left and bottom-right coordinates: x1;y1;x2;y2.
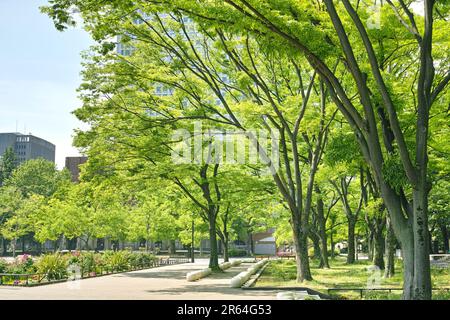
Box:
65;156;88;182
116;15;224;101
0;132;55;164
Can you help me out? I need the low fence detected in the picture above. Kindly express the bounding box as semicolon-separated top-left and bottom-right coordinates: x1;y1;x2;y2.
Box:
0;273;46;286
159;257;191;265
327;287;450;299
0;257;191;287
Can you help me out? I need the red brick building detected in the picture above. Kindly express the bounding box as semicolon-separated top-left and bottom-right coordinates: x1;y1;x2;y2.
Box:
65;156;88;182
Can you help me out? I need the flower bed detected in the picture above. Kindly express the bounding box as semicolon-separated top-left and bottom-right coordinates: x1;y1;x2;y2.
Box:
230;259;269;288
0;252;189;287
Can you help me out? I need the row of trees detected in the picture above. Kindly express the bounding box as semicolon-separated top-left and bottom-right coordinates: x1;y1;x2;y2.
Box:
0;155;276;261
27;0;450;300
1;149;446;267
0;154;185;255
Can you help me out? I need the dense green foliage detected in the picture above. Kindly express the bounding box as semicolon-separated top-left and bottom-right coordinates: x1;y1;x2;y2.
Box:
0;0;448;300
257;257;450;300
0;251;158;284
0;147;17;186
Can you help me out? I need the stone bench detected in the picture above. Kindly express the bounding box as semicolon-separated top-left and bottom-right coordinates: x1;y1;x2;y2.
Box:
276;291;321;300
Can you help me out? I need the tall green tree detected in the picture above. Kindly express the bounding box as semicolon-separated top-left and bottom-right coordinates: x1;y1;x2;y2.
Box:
0;147;17;186
42;0;450;299
138;0;448;300
0;187;23;256
5;158;71;197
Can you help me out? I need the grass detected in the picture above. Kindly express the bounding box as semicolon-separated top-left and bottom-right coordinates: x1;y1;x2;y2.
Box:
255;256;450;300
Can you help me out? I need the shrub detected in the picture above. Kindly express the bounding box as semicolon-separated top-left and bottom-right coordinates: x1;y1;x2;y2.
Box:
103;251;131;272
67;251;81;266
128;253;140;269
0;259;8;273
82;252;103;273
6;255;36;274
35;253;68;281
228;249;247;257
129;252;156;269
66;251;106;275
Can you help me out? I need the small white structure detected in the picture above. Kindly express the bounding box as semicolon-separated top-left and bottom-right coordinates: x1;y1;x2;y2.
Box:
219;262;232;270
186;268;212;281
229;259;268;288
276;291;321;300
254;236;276;255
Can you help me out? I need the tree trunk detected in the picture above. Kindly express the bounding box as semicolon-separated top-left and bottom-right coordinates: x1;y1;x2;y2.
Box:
169;240;176;255
292;217;312;281
247;232;253;256
379;186;418;299
21;236;25;253
316;197;330;268
59;235;66;251
319;231;329;268
373;228;385;269
440;224;448;253
347;219;356;264
367;230;374;261
400;233;415;300
216;232;229;263
378;177;431;299
85;238;90;251
191;219;195;263
208;216;220;271
384;216;396;278
145;223;151;252
309;232;322;261
0;236;5;256
218;238;222;256
383;192;430;300
221;210;230;262
411;187;431;299
223;233;229;263
12;238;16;258
330;231;335;258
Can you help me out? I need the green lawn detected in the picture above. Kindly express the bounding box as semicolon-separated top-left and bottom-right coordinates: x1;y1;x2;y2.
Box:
255;256;450;300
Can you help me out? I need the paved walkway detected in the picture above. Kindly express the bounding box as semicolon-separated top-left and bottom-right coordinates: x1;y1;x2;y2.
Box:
0;259;278;300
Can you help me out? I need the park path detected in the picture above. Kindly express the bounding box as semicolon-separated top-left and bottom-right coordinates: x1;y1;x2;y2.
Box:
0;259;278;300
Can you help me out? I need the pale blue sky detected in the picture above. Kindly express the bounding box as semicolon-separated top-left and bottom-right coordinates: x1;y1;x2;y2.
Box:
0;0;93;168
